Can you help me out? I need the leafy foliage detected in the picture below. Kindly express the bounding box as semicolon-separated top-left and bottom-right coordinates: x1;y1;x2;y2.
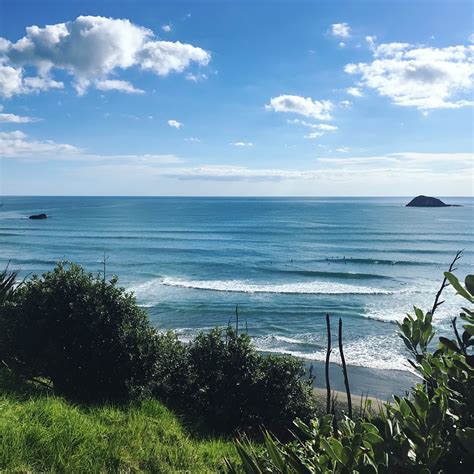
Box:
0;266;18;307
0;262;315;436
0;262;159;402
153;328;315;437
230;269;474;472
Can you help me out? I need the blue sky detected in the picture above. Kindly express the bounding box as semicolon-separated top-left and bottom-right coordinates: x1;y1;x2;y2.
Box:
0;0;473;195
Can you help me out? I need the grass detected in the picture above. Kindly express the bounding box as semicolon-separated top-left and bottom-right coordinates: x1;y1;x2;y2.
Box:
0;371;237;473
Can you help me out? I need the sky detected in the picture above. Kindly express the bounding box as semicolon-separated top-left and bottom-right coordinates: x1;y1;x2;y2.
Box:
0;0;473;196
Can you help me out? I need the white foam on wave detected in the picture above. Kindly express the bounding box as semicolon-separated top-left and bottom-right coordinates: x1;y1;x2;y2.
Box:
273;335;304;344
160;277;393;295
254;333;411;372
362;286;462;327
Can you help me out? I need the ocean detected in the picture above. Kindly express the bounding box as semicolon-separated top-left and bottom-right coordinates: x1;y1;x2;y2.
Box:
1;196;473;389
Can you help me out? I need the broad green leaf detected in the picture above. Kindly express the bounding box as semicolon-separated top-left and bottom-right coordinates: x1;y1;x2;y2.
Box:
465;275;474;296
444;272;473;302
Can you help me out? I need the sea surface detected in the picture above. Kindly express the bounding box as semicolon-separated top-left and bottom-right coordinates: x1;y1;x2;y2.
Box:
1;196;473;376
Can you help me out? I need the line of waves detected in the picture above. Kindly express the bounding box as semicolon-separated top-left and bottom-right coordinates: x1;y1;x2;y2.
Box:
159;277;393;295
269;268;392;280
319;257;435;266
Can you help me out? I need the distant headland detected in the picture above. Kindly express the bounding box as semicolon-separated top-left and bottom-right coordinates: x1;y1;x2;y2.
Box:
406;195;460;207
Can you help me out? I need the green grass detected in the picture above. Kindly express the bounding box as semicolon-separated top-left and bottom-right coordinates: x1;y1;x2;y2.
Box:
0;374;237;473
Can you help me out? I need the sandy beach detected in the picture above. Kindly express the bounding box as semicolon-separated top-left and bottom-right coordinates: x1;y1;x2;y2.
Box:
306;360;418;401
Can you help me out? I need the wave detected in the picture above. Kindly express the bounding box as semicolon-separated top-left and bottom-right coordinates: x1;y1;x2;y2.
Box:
271;268;392;280
253;333;411;372
160;277;393;295
320;257;432;266
0;257;59;266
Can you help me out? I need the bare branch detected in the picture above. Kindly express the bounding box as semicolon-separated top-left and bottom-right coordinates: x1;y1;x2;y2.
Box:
431;250;463;316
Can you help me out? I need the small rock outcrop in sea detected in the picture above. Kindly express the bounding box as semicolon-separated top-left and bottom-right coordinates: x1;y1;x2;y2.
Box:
406;196;451;207
29;213;48;220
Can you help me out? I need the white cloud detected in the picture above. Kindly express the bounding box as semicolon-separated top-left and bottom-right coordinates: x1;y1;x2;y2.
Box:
86;153;183;164
0;15;210;97
0;65;64;97
0;111;40;123
304;132;325;139
162;24;172;33
317;152;473;168
366;35;377;51
0;130;184;164
339;100;352;108
0;130;80;156
336;147;349;153
266;95;333;120
185;137;201;142
95;79;144;94
346;87;363;97
345;39;474;110
287;118;338;138
168;119;182;129
185;72;208;82
230;142;253;147
339;42;346;48
331;23;351;38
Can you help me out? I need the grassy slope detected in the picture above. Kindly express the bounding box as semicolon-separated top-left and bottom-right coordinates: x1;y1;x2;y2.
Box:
0;382;237;473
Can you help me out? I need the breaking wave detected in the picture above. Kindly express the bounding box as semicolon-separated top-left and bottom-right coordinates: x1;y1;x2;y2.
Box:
160;277;394;295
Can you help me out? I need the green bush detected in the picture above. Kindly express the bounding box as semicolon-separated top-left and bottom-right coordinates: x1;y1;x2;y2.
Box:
230;270;474;472
0;262;315;435
153;328;315;436
0;262;159;402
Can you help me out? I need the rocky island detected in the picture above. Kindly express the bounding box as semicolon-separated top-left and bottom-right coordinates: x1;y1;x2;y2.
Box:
29;213;48;220
406;195;454;207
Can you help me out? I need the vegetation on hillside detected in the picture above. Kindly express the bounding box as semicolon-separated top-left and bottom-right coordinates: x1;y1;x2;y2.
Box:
0;262;314;437
0;258;473;472
0;371;236;473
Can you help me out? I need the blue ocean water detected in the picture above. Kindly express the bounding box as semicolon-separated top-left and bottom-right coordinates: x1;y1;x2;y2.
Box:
1;196;473;374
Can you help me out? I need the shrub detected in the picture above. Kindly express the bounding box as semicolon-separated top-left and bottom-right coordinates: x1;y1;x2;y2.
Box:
0;262;159;402
153;328;315;436
229;269;474;472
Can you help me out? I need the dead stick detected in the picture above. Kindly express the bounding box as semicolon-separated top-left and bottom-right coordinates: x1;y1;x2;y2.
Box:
339;318;352;419
325;314;332;414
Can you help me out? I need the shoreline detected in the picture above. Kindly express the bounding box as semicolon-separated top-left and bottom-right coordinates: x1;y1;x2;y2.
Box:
304;359;417;401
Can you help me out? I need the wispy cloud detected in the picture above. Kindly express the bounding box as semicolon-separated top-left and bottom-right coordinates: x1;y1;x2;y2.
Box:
287;118;338;138
95;79;144;94
0;111;40;123
0;130;80;156
230;142;253;147
0;130;184;164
